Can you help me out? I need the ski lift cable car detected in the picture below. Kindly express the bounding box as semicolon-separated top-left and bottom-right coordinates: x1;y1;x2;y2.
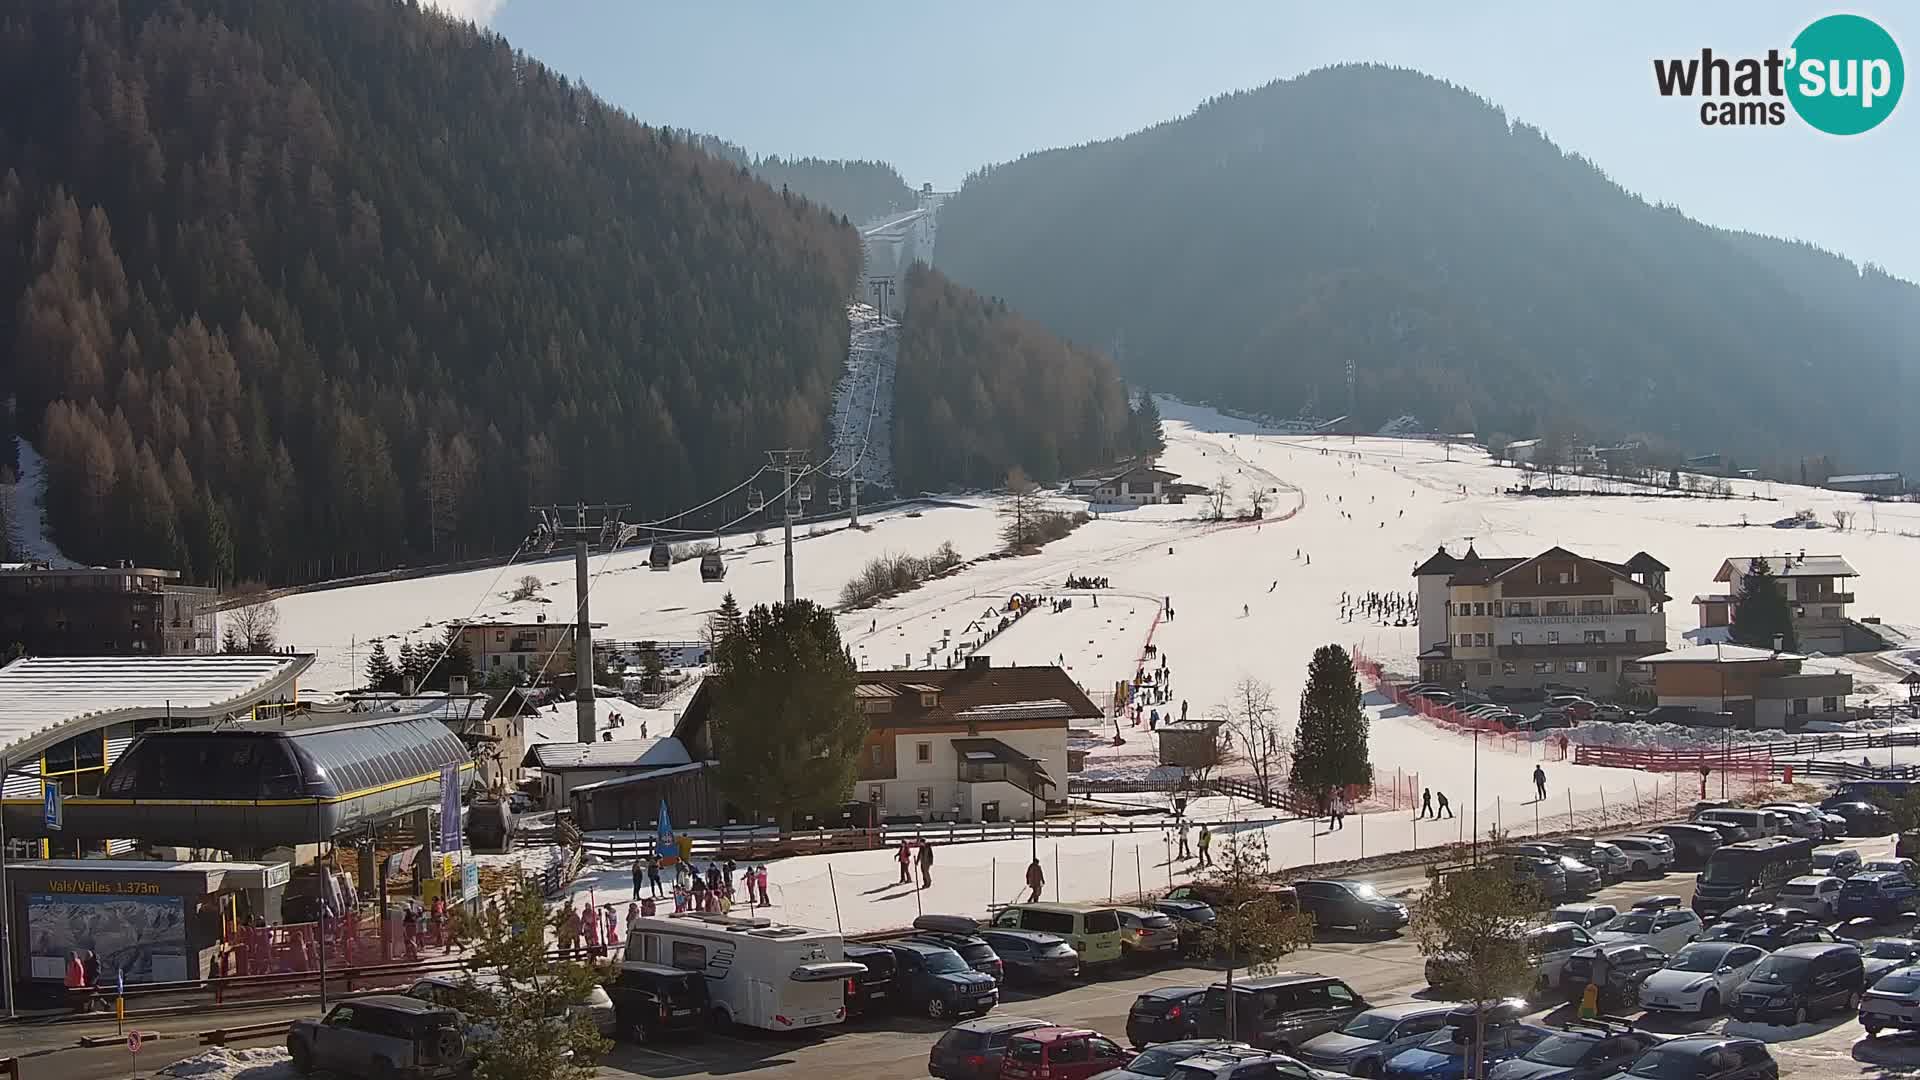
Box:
648;540;672;571
828;486;843;509
747;487;766;512
797;480;814;503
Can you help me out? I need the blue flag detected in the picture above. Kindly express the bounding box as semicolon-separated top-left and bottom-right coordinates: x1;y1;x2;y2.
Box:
655;798;679;865
117;969;124;998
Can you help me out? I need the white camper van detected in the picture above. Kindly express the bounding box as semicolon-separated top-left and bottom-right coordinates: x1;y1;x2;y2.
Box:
623;912;864;1032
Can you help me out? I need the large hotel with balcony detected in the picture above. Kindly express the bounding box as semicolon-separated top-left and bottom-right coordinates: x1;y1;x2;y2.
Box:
1413;544;1670;696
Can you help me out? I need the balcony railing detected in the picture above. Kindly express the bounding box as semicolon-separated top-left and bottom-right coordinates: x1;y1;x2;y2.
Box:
1794;592;1854;606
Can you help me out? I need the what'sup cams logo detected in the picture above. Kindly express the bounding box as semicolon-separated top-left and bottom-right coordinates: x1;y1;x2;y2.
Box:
1654;13;1903;134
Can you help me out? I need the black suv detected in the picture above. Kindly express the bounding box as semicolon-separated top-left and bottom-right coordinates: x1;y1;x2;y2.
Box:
1293;879;1410;936
1126;986;1207;1046
1610;1035;1777;1080
911;916;1005;987
605;962;707;1043
882;940;999;1020
842;944;898;1018
1197;972;1368;1052
1731;942;1865;1026
288;995;469;1079
928;1016;1053;1080
1486;1019;1662;1080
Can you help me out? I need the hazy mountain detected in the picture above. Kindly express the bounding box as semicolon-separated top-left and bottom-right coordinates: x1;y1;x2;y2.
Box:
683;133;919;224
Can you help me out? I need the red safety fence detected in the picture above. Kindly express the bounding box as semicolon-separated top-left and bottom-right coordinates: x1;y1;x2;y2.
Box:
1351;646;1569;761
221;912;459;980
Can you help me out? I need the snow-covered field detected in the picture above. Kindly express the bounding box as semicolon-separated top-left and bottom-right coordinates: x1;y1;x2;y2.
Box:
277;399;1920;925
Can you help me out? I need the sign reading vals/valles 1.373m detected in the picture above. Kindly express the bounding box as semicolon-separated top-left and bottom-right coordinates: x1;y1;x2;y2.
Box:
1654;13;1904;133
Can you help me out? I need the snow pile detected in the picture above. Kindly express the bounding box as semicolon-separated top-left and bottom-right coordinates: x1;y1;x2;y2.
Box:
161;1047;296;1080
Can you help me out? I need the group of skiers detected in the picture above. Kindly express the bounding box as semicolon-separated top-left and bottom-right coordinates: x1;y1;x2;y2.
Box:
1064;574;1110;589
1342;590;1418;626
629;852;771;913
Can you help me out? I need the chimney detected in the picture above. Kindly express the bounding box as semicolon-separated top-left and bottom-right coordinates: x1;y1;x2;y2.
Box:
450;674;468;695
536;613;546;624
1772;634;1784;654
402;674;417;695
968;655;991;670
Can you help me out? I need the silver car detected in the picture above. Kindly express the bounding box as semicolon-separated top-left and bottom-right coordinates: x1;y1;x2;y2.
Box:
1116;906;1183;959
1294;1001;1458;1076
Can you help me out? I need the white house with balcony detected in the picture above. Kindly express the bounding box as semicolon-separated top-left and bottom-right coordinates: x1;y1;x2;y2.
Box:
1696;553;1863;654
1413;544;1670;695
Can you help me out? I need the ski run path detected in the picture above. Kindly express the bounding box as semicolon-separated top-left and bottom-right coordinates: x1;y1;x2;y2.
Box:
277;399;1920;934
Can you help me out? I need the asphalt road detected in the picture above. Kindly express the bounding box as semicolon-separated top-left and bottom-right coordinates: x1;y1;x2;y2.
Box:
19;835;1920;1080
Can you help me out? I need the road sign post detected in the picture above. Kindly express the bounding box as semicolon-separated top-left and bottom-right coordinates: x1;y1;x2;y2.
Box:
43;782;61;832
128;1029;142;1078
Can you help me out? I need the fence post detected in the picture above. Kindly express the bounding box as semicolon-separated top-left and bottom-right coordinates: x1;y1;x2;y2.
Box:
1631;776;1640;814
1359;811;1365;858
1109;840;1116;902
1567;787;1574;826
1054;845;1062;903
1136;847;1144;899
1598;787;1607;828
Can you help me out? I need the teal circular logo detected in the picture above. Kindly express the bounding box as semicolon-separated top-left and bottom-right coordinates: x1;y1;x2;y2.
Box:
1787;14;1904;135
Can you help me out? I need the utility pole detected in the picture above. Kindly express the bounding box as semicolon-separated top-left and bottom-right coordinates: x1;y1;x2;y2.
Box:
764;450;812;605
867;276;896;319
528;502;630;744
848;465;860;529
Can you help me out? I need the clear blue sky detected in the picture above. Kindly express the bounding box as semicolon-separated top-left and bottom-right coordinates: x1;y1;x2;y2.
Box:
454;1;1917;281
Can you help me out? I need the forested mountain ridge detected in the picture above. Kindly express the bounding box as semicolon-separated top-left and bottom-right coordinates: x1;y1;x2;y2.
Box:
684;132;920;224
0;0;863;585
934;64;1919;473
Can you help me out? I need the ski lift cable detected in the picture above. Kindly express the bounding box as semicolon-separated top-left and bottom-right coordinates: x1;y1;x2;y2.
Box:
634;465;772;527
407;534;535;696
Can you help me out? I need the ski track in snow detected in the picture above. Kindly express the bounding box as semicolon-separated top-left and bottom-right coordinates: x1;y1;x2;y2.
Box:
1;434;78;566
277;399;1920;930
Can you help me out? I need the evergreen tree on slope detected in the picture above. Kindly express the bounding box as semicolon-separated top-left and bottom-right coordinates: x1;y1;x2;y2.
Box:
1291;644;1372;804
1730;556;1799;653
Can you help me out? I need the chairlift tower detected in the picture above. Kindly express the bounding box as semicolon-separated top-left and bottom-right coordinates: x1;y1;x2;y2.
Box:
528;501;630;744
764;450;812;605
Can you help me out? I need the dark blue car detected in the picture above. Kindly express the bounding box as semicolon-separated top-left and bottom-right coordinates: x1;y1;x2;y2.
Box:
1382;1023;1552;1080
1840;871;1920;921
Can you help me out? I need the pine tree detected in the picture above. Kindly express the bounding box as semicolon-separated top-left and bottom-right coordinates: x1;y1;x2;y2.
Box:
365;640;398;692
707;599;863;825
636;640;665;692
396;639;418;688
1131;390;1166;455
1730;556;1798;652
432;626;475;690
1291;644;1371;803
706;592;744;656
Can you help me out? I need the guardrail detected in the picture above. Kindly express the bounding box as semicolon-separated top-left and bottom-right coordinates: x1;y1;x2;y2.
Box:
579;817;1174;861
1573;730;1920;771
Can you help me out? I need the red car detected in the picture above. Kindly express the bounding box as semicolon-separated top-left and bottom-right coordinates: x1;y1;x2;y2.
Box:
999;1026;1131;1080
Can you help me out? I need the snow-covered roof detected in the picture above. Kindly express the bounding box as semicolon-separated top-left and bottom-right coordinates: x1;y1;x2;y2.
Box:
1637;643;1805;664
1717;555;1858;580
1826;473;1901;484
0;654;312;760
520;736;691;771
565;761;707;795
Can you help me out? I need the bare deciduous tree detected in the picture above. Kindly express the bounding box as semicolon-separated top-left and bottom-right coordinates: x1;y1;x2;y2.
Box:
223;599;280;654
1205;471;1230;521
1221;676;1284;797
1247;482;1271;519
510;574;543;601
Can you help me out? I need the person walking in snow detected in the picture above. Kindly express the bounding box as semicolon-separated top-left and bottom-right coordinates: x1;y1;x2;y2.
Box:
1420;788;1432;819
897;840;914;885
1025;858;1046;903
1436;791;1454;818
756;864;771;907
1180;700;1188;722
1533;765;1548;802
1243;603;1250;617
1196;824;1214;868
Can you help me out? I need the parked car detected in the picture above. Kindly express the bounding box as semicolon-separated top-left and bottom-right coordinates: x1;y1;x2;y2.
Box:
1811;846;1862;878
1863;857;1920;882
1294;879;1411;935
1155;897;1219;927
842;943;898;1018
1382;1023;1552;1080
1589;704;1628;722
1198;972;1369;1052
1559;943;1668;1009
1592;908;1702;953
1167;882;1297;913
1519;710;1575;732
1758;805;1824;839
1500;855;1569;900
993;903;1127;967
289;995;471;1079
1859;938;1920;986
1428;923;1595;997
603;962;708;1043
1839;870;1920;921
1546;695;1597;720
1001;1027;1132;1080
1603;837;1672;876
1629;895;1683;912
1549;905;1619;933
1737;920;1842;952
1650;824;1724;867
407;973;617;1039
1773;876;1844;919
1098;1040;1255;1080
1693;809;1775;841
911;915;1006;987
1128;987;1209;1047
1165;1048;1327;1080
927;1016;1053;1080
1730;942;1866;1026
1549;841;1629;884
1700;903;1771;932
980;929;1080;985
1828;801;1896;836
1546;856;1604;894
1605;1035;1778;1080
1296;1002;1461;1078
1485;1018;1662;1080
1635;942;1766;1017
1116;907;1185;961
1819;812;1851;840
1860;964;1920;1037
881;940;999;1020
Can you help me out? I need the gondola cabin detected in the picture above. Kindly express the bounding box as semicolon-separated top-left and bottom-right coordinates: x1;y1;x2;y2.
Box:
699;552;727;582
649;542;672;571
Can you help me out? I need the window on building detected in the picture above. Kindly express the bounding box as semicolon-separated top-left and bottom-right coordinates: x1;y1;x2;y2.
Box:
1823;606;1842;618
1533;661;1555;674
1502;662;1517;676
1474;634;1488;647
1477;663;1492;676
1508;602;1535;617
1822;696;1839;713
1580;599;1606;615
1544;601;1571;616
1625;629;1638;643
1616;598;1642;614
1595;660;1609;673
1457;634;1472;647
1584;630;1606;644
1792;699;1809;715
1546;631;1560;644
870;745;882;765
1473;603;1486;617
868;785;883;803
917;787;932;808
916;742;931;763
920;692;939;708
1510;632;1524;645
1564;661;1589;673
495;630;505;643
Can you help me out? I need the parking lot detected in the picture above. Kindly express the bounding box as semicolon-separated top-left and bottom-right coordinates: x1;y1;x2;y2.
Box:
594;834;1920;1079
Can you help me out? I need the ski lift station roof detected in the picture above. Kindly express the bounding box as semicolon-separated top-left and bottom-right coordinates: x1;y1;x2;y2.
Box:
0;653;312;763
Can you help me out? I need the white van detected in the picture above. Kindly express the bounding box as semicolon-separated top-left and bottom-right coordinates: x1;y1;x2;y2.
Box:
1694;808;1777;841
624;913;865;1032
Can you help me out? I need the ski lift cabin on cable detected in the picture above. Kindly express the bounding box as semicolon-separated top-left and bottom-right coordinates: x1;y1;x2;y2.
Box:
648;541;672;571
829;485;843;509
700;551;727;582
746;487;766;512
